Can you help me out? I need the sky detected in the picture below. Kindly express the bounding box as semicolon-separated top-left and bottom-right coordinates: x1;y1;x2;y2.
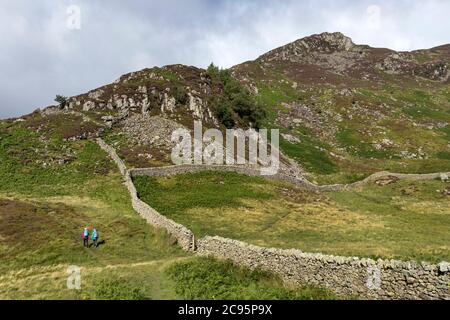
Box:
1;0;449;118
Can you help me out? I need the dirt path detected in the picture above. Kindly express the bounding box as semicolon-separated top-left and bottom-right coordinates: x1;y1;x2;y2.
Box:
0;256;190;290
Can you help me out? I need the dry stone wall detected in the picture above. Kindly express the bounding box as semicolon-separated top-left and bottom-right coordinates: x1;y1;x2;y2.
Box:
96;139;195;251
96;138;450;300
196;236;450;300
130;165;318;190
129;166;450;192
96;138;127;176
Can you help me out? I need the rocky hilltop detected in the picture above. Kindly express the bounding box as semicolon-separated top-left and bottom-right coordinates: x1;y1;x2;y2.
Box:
6;32;450;183
235;32;450;85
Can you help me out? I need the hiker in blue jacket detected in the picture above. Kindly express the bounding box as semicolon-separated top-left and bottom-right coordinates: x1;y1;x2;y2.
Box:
91;228;99;248
82;227;89;247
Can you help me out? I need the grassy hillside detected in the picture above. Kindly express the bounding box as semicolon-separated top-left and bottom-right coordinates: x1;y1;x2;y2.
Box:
232;34;450;184
0;120;336;300
134;171;450;263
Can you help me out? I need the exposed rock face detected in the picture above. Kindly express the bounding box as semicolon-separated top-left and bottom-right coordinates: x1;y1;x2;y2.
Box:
377;53;416;74
441;173;449;182
414;62;449;81
88;89;104;100
308;32;355;52
443;186;450;196
187;91;204;119
123;114;186;150
160;92;176;113
257;32;367;76
375;175;401;186
261;32;356;60
276;101;336;139
60;65;220;128
83;101;96;112
377;53;450;81
233;32;450;84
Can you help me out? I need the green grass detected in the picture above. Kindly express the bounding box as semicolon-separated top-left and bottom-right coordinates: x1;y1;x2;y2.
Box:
280;139;337;174
336;128;397;159
402;105;450;121
0;124;187;272
437;151;450;160
252;79;450;184
440;125;450;141
82;277;150;300
156;68;180;82
135;171;450;263
0;122;336;300
166;257;338;300
134;171;274;215
0;123;188;298
255;80;307;124
0;123;113;197
396;88;450;121
279;127;338;174
398;89;433;106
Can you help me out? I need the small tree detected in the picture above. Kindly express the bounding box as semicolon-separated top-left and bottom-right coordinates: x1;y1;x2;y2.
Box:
207;62;266;129
55;95;68;108
207;63;220;78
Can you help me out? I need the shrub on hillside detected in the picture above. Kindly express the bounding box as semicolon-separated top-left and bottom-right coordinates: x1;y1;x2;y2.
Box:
55;95;68;108
207;63;266;129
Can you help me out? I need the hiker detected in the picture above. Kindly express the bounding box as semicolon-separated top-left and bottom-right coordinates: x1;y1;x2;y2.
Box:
82;227;89;247
91;228;99;248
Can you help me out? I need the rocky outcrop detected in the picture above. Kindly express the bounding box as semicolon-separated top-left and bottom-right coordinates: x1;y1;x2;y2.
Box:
123;114;187;150
376;53;450;82
260;32;357;62
257;32;367;75
59;65;220;128
413;62;450;82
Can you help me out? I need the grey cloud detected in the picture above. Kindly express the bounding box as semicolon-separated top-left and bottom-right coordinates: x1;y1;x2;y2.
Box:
0;0;449;118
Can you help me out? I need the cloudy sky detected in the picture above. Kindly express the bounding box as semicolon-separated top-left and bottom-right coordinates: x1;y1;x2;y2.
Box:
1;0;449;118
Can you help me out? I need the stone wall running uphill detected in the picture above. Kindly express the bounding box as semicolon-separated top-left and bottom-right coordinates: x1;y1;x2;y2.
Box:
96;139;195;251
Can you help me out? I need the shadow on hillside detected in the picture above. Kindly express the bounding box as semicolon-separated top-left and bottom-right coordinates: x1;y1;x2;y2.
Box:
89;240;106;248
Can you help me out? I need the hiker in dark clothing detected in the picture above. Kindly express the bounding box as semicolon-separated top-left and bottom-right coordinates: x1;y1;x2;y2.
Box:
82;227;89;247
